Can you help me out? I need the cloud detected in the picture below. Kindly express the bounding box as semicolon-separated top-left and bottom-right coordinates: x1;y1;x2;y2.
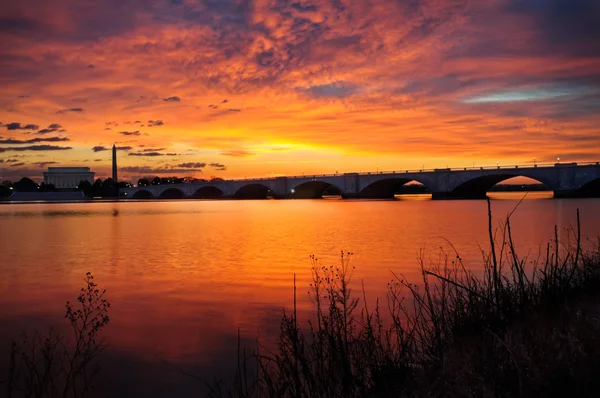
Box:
121;166;204;174
147;120;164;127
0;145;72;153
301;82;359;99
163;96;181;102
220;149;255;157
92;145;132;152
35;128;58;135
6;159;19;163
119;130;141;136
9;162;25;167
209;162;227;170
177;162;206;168
56;108;84;114
35;161;58;168
0;0;598;167
4;123;39;130
0;136;69;144
142;147;166;152
48;124;62;129
128;151;164;157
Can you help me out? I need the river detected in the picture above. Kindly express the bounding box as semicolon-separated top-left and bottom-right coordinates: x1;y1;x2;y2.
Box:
1;193;599;396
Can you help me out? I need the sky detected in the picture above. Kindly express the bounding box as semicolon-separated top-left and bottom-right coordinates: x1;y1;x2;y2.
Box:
1;0;599;182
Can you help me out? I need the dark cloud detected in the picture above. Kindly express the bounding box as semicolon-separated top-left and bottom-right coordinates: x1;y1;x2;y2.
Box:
147;120;164;127
0;145;72;153
291;2;318;13
177;162;206;169
128;152;164;157
142;148;166;152
208;105;218;109
35;128;59;135
209;162;227;170
228;108;241;112
134;120;141;123
0;136;69;144
6;159;19;163
87;64;95;68
35;161;58;168
56;108;84;114
163;96;181;102
94;159;102;162
302;82;359;98
220;149;254;157
507;0;600;56
119;130;141;136
4;122;39;130
104;127;111;130
48;123;62;129
92;145;132;152
121;166;204;174
221;99;228;104
9;162;25;167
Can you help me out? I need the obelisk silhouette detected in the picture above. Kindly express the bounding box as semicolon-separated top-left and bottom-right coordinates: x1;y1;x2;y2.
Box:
112;144;118;182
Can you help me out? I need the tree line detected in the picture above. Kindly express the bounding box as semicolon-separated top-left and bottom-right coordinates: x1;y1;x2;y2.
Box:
0;175;225;198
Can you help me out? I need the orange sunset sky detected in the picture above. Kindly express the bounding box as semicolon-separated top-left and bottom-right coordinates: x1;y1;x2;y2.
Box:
1;0;599;182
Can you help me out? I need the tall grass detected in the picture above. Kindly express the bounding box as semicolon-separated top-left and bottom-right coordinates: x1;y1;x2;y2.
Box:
215;199;600;397
7;273;111;398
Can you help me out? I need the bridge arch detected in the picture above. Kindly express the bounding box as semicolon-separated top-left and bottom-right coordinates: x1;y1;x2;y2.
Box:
159;188;185;199
359;178;432;199
132;190;153;199
192;186;224;199
292;181;342;198
449;174;554;199
234;183;272;199
578;177;600;197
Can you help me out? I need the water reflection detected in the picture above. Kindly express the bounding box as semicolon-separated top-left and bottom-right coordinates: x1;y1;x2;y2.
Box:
0;196;599;397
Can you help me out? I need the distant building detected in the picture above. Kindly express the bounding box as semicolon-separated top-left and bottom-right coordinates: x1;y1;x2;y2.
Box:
43;167;95;189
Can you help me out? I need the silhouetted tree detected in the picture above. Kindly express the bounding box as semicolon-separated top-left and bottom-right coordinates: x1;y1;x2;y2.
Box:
39;182;56;192
1;180;13;188
137;178;150;187
151;177;161;185
91;179;104;197
117;181;132;189
0;184;11;197
78;180;93;197
210;177;224;182
13;177;38;192
102;178;117;197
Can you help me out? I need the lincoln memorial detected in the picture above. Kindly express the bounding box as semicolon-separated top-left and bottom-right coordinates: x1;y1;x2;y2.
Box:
43;167;95;189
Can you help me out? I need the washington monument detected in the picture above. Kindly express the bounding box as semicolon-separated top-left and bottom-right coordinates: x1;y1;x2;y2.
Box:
112;144;118;182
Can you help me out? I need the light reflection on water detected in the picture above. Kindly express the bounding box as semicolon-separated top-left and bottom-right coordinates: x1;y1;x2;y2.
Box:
0;194;598;396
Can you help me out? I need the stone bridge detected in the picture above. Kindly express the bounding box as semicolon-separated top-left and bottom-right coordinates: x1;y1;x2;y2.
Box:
119;162;600;200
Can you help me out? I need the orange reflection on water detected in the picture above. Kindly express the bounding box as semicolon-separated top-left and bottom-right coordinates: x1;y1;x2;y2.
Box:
1;196;599;394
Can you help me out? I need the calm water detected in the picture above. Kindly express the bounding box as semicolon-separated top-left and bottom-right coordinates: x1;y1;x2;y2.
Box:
1;193;599;396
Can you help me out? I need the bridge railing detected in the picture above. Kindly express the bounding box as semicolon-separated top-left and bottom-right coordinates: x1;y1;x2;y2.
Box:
124;161;600;188
223;161;600;181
